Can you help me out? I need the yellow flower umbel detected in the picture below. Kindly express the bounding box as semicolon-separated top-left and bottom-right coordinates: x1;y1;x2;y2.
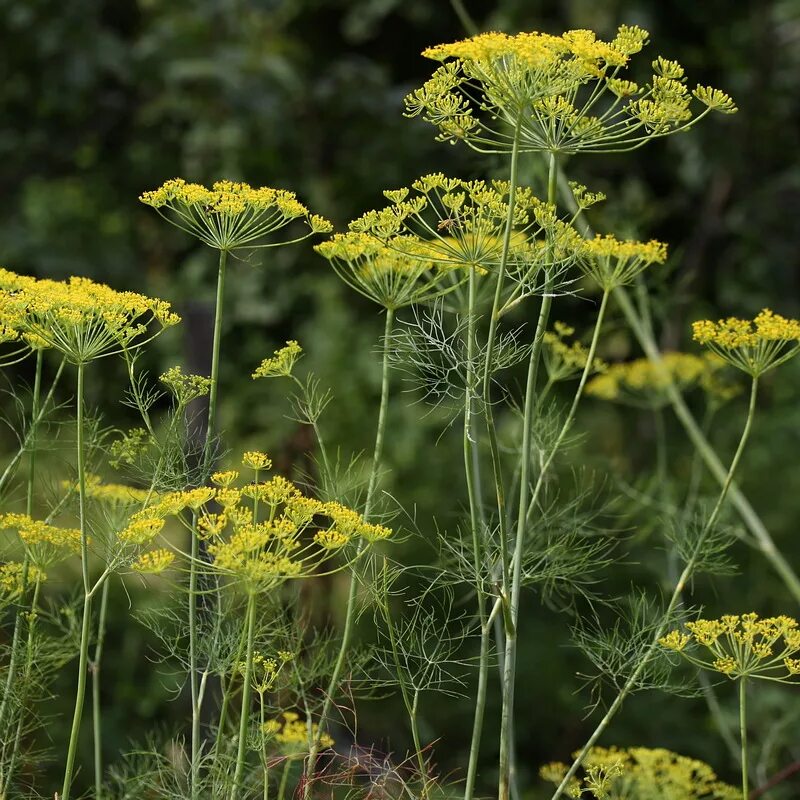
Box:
348;174;585;293
406;26;736;154
152;464;391;592
586;352;727;408
0;271;179;365
315;232;451;310
0;268;40;366
540;746;738;799
159;366;212;406
139;178;332;252
692;309;800;377
252;340;302;380
660;613;800;682
579;234;668;291
262;711;334;755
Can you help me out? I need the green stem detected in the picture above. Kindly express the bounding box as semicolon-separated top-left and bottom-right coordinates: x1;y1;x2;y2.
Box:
302;308;395;797
364;307;395;520
740;678;748;800
62;362;92;800
556;162;800;603
189;512;201;799
214;602;250;759
189;249;228;798
613;287;800;604
260;693;269;800
91;578;111;798
482;121;523;593
231;591;257;800
463;263;489;800
204;248;229;470
551;376;759;800
26;349;43;516
277;760;291;800
498;153;559;800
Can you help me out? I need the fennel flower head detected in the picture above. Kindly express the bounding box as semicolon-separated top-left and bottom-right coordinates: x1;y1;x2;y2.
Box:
348;173;586;286
0;268;179;365
315;232;451;310
405;25;736;154
147;454;392;593
586;352;735;408
0;513;82;572
139;178;332;252
692;308;800;376
660;613;800;682
579;234;667;291
540;746;738;799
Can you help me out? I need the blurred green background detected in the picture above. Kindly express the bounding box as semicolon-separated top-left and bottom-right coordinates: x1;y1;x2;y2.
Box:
2;0;800;796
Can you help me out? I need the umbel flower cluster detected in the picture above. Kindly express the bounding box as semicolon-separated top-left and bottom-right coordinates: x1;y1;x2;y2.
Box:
692;308;800;376
405;25;736;153
139;178;332;252
338;172;668;300
586;351;735;406
0;268;179;365
315;232;448;310
144;455;392;592
660;613;800;681
540;746;738;799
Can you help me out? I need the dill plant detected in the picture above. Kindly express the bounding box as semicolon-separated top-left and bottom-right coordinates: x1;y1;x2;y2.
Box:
1;18;800;800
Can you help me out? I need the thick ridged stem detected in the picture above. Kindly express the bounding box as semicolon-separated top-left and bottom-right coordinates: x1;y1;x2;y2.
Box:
302;308;395;797
551;376;759;800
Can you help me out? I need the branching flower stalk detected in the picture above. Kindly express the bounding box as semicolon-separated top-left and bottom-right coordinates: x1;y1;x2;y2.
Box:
613;287;800;603
141;179;330;799
0;355;65;495
550;374;760;800
554;164;800;604
505;287;610;799
661;611;800;800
